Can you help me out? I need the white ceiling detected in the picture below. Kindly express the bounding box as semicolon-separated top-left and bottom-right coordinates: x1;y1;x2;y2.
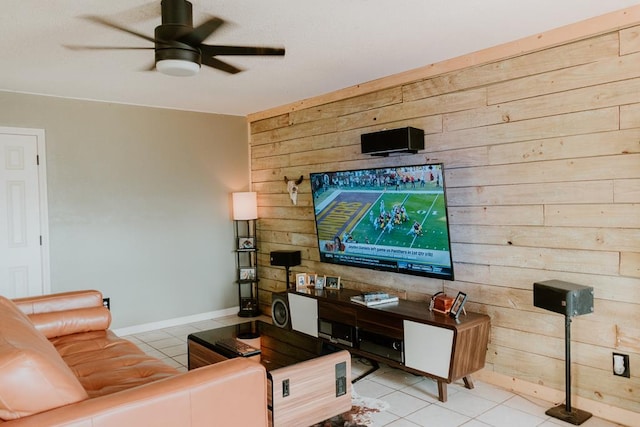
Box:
2;1;639;116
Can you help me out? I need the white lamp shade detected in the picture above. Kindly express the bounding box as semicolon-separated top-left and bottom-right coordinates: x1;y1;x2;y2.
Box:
232;192;258;220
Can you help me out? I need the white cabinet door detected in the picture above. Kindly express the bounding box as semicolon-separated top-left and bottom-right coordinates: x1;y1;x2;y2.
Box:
403;320;454;379
288;293;318;337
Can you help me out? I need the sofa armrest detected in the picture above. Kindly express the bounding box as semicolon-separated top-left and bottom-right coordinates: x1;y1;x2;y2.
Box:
12;291;110;338
28;306;112;339
0;358;268;427
13;290;104;315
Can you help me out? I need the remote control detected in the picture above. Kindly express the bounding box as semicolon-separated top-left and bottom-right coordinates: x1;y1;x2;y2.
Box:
215;338;261;357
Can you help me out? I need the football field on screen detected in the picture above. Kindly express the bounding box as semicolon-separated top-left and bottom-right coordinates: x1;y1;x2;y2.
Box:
319;189;451;252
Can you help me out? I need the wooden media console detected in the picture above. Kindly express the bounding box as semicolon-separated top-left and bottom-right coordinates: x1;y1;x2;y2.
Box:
287;288;491;402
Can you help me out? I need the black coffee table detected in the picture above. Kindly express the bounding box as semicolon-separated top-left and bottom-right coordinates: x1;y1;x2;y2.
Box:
188;320;327;370
187;321;352;427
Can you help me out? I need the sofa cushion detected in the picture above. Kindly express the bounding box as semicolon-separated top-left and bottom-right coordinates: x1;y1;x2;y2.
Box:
51;330;179;398
0;296;89;421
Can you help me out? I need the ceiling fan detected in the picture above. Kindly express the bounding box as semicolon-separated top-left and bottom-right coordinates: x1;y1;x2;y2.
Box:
67;0;285;76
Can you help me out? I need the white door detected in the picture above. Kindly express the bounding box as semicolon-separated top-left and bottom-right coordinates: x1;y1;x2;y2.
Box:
0;127;50;298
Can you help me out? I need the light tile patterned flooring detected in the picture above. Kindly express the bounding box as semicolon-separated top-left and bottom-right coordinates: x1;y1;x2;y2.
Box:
123;315;626;427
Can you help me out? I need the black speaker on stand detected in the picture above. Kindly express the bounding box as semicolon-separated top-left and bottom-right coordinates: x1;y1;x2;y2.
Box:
269;250;301;329
270;250;301;290
533;280;594;425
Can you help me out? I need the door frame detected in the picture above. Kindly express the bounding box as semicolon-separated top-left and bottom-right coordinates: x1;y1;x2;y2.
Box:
1;126;51;295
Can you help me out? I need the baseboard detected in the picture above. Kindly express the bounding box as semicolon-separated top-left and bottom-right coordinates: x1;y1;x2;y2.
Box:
113;306;240;337
474;369;639;427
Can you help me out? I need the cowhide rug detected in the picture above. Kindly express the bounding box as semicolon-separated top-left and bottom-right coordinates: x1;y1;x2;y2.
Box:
312;391;390;427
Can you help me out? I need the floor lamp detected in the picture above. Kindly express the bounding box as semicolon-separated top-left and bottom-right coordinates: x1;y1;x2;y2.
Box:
533;280;594;425
232;192;260;317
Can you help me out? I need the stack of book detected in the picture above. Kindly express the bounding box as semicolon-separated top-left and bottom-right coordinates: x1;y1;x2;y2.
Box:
350;291;399;307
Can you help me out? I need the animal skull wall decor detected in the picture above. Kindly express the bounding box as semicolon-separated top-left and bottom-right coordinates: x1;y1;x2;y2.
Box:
284;175;304;205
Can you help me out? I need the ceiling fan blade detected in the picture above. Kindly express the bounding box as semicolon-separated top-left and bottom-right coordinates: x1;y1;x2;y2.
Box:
201;44;285;56
201;56;242;74
178;16;225;46
63;45;154;51
82;15;157;44
199;44;284;56
110;1;161;24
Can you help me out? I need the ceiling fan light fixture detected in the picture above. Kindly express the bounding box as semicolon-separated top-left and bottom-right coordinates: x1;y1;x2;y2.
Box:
156;59;200;76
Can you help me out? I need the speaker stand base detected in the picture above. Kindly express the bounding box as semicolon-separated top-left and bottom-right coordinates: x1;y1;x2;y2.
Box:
545;405;592;425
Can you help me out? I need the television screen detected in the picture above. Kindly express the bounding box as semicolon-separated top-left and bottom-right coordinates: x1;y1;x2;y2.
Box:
310;163;454;280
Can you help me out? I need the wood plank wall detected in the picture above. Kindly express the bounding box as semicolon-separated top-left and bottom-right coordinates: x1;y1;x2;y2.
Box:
248;19;640;415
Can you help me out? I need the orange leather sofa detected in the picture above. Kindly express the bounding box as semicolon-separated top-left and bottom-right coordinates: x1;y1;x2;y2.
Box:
0;290;268;426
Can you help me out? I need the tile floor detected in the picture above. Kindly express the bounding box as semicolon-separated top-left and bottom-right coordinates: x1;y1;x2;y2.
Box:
123;315;626;427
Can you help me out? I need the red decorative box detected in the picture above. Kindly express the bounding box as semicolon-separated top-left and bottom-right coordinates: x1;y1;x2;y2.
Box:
433;294;454;313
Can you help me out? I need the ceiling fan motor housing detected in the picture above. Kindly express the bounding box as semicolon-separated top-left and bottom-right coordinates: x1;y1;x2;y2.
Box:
154;25;201;64
155;0;200;65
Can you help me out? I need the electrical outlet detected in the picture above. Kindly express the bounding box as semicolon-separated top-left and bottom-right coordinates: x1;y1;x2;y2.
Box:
613;352;630;378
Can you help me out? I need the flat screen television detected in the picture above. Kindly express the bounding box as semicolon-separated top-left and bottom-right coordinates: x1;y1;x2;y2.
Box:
310;163;454;280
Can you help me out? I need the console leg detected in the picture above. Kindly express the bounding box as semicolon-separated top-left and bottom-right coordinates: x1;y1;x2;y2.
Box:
463;376;474;390
437;380;447;402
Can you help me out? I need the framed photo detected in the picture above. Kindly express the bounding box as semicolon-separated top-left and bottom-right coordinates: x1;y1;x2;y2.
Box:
449;292;468;319
315;275;326;290
240;297;256;311
239;267;256;281
295;273;307;290
306;273;317;287
238;237;255;250
325;276;341;289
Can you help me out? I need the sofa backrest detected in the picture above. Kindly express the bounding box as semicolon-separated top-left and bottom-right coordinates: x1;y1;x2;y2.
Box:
0;296;89;421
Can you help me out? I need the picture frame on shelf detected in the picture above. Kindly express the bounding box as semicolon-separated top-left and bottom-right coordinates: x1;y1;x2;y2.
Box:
449;292;468;319
238;237;255;250
315;275;326;289
240;297;256;311
295;273;307;290
239;267;256;281
325;276;341;289
306;273;317;288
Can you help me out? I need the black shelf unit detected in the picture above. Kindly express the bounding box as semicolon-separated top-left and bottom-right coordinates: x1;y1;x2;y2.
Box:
234;219;260;317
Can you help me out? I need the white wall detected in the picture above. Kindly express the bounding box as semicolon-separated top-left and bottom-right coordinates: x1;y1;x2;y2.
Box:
0;91;249;328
